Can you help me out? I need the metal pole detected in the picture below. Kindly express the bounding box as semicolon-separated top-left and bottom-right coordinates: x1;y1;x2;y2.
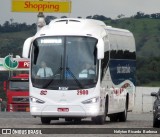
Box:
37;0;46;32
37;12;46;32
142;94;143;112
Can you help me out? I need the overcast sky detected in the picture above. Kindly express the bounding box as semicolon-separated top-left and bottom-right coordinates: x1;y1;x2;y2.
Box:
0;0;160;25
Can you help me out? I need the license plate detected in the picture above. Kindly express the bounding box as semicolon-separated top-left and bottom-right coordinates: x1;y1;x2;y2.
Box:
57;108;69;112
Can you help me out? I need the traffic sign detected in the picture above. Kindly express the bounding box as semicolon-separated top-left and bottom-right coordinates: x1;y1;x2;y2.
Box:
12;0;72;13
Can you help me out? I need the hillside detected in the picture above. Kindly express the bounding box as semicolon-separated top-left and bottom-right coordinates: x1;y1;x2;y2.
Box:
0;28;36;57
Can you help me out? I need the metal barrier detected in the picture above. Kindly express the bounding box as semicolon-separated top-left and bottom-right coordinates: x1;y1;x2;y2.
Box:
142;93;155;112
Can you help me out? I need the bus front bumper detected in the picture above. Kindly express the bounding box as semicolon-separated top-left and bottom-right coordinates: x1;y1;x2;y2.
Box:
30;104;102;117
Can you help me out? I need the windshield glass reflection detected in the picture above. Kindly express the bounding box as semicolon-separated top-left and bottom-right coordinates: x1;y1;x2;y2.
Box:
31;36;98;90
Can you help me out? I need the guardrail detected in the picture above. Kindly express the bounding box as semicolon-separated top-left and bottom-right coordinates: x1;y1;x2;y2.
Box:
133;87;159;113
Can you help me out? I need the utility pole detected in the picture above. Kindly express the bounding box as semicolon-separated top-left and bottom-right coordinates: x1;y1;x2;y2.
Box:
37;12;46;31
37;0;46;31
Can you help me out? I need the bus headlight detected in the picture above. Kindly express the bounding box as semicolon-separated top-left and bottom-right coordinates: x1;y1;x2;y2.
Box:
30;97;45;104
82;97;99;104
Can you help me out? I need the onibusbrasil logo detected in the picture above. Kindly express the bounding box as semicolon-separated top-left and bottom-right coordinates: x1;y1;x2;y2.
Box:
3;55;19;70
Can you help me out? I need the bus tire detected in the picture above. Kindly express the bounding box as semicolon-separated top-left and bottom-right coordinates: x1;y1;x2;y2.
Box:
118;102;127;122
41;117;51;124
92;115;105;125
92;97;108;125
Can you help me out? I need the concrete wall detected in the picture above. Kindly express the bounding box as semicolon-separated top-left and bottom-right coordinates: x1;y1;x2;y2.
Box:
133;87;159;113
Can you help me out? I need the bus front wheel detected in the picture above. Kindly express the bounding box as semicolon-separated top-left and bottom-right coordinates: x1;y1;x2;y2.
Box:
92;98;108;125
118;102;127;122
92;114;106;125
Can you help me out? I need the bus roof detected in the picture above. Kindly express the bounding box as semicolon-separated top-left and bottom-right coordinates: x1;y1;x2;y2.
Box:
35;18;107;39
35;18;133;39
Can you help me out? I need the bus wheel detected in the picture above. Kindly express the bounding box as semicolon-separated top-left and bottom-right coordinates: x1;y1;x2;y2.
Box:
118;102;127;122
92;102;107;125
92;114;105;125
41;117;51;124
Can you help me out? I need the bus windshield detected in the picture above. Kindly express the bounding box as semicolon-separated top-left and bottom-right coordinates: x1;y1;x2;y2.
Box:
9;81;29;91
31;36;98;90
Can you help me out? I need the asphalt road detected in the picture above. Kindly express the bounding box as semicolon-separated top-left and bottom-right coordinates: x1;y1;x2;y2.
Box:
0;112;159;137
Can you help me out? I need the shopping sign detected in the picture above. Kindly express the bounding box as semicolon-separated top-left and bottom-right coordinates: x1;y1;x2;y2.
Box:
12;0;72;13
0;55;30;71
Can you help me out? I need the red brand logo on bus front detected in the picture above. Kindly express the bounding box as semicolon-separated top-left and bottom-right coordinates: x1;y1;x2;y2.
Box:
40;90;47;95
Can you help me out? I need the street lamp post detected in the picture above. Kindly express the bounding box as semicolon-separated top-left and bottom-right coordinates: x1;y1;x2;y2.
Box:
37;0;46;31
37;12;46;31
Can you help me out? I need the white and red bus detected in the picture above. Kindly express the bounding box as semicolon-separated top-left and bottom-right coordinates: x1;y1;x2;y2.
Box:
23;18;136;124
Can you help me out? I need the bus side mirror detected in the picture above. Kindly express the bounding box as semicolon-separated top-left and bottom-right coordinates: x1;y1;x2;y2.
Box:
22;37;33;58
3;81;7;91
97;39;104;59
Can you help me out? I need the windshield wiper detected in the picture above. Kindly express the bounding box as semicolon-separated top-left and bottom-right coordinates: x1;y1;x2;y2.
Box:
66;67;84;89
